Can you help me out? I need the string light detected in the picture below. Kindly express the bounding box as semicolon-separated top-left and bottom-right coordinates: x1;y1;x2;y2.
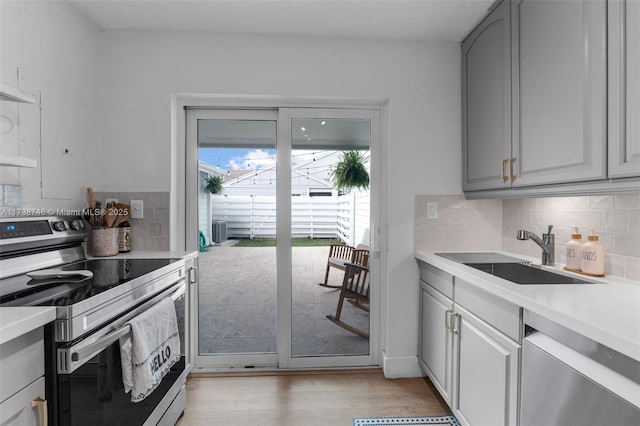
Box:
201;150;370;183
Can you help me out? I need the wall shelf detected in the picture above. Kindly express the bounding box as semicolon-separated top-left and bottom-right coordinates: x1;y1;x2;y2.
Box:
0;155;37;168
0;83;36;104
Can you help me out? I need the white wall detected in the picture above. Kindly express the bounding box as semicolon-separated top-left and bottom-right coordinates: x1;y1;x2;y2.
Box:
0;1;101;210
98;30;462;375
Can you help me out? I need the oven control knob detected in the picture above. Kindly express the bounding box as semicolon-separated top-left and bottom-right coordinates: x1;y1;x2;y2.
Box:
52;221;67;232
70;219;84;231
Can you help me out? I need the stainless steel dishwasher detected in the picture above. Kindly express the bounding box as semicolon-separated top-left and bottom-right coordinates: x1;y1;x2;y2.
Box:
521;311;640;426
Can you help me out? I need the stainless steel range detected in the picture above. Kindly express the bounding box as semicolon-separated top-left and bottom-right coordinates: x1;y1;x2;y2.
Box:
0;215;187;426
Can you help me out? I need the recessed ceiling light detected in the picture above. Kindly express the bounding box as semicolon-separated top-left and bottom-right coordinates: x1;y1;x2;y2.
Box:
301;127;306;131
320;121;326;125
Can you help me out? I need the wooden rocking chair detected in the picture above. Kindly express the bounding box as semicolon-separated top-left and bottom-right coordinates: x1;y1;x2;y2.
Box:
318;244;352;288
326;262;370;339
318;244;370;289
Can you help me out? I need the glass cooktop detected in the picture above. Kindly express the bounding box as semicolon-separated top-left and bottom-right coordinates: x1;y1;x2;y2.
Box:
0;258;181;307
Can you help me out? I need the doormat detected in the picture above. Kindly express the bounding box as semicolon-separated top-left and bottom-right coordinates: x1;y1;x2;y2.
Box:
352;415;461;426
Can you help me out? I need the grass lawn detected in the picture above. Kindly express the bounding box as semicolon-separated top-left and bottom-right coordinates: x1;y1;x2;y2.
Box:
233;238;343;247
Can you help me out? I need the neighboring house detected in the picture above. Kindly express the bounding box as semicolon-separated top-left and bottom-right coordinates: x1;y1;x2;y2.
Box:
218;151;349;197
198;151;370;245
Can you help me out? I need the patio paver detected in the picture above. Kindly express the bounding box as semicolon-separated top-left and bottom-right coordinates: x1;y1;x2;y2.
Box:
197;245;369;357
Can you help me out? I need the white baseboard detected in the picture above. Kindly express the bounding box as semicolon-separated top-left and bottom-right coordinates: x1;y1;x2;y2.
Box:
381;351;423;378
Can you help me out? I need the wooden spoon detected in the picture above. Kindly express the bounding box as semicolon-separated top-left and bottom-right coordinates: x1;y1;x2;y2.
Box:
105;207;118;227
86;187;97;225
86;187;96;209
113;204;131;227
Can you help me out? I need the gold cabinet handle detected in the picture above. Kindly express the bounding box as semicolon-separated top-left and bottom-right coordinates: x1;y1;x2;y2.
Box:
31;397;48;426
501;159;509;182
445;309;453;332
509;157;517;180
451;313;460;335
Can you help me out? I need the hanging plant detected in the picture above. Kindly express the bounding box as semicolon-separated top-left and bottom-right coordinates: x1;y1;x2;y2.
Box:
331;151;369;191
204;175;224;194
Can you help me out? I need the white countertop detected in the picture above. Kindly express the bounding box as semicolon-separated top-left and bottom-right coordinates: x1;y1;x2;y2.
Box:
0;307;56;345
415;250;640;362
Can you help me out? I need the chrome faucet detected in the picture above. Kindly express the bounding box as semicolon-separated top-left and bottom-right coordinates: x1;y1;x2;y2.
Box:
517;225;555;266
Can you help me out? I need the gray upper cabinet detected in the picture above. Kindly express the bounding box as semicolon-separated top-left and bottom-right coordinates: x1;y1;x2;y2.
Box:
511;0;607;187
462;0;640;196
462;0;511;192
608;0;640;178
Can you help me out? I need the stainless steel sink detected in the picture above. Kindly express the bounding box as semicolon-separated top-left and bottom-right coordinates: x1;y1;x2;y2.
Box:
436;252;526;264
464;262;594;285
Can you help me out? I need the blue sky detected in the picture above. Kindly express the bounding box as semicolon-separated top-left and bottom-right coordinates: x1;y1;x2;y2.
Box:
199;148;323;171
199;148;276;171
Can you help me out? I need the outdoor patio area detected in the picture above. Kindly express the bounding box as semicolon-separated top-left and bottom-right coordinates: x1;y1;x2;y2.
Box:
197;244;370;358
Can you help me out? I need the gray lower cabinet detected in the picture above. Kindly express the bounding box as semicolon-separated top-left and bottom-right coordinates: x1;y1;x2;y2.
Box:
454;305;520;426
608;0;640;178
419;283;454;404
0;378;45;426
0;328;47;426
418;263;520;426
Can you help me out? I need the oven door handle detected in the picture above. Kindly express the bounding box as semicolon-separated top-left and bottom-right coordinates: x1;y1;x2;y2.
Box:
70;282;186;363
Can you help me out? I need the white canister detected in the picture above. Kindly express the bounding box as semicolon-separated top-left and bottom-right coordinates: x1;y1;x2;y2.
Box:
88;227;118;257
581;228;605;276
565;227;582;271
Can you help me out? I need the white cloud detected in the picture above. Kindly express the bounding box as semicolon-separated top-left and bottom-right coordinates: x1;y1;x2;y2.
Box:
228;149;276;170
291;150;317;166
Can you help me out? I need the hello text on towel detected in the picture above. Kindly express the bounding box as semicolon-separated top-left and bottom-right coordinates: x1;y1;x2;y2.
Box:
120;297;181;403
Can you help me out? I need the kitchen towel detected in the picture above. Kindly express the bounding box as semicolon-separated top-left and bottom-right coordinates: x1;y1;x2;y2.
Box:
119;297;180;403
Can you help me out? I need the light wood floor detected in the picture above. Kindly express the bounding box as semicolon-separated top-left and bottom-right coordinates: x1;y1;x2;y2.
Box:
176;369;450;426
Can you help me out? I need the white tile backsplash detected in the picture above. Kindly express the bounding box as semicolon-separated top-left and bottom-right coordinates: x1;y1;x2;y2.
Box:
416;193;640;281
96;191;170;251
502;194;640;280
414;195;503;251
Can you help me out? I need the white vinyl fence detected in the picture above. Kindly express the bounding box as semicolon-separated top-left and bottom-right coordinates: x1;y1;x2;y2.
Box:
208;193;369;245
336;190;370;247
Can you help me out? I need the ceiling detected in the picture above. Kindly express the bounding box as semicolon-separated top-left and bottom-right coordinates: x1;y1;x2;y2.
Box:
68;0;494;42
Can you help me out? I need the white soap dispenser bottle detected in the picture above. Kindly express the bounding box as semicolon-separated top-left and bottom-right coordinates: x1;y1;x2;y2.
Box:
581;228;605;277
565;227;582;272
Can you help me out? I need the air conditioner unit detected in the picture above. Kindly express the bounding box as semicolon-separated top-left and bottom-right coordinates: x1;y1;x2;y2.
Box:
211;220;227;243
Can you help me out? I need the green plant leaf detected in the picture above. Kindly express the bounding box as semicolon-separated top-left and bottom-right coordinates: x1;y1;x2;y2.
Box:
331;151;369;191
204;175;224;194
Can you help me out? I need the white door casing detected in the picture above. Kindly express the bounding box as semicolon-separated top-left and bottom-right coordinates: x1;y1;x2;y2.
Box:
175;95;386;371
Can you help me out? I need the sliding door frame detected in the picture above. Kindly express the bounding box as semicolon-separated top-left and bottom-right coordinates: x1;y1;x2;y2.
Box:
280;107;381;369
173;95;388;372
186;108;280;369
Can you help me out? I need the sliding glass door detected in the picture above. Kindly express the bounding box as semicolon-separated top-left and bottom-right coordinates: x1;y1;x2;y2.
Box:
284;109;377;369
186;106;380;370
188;109;279;368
